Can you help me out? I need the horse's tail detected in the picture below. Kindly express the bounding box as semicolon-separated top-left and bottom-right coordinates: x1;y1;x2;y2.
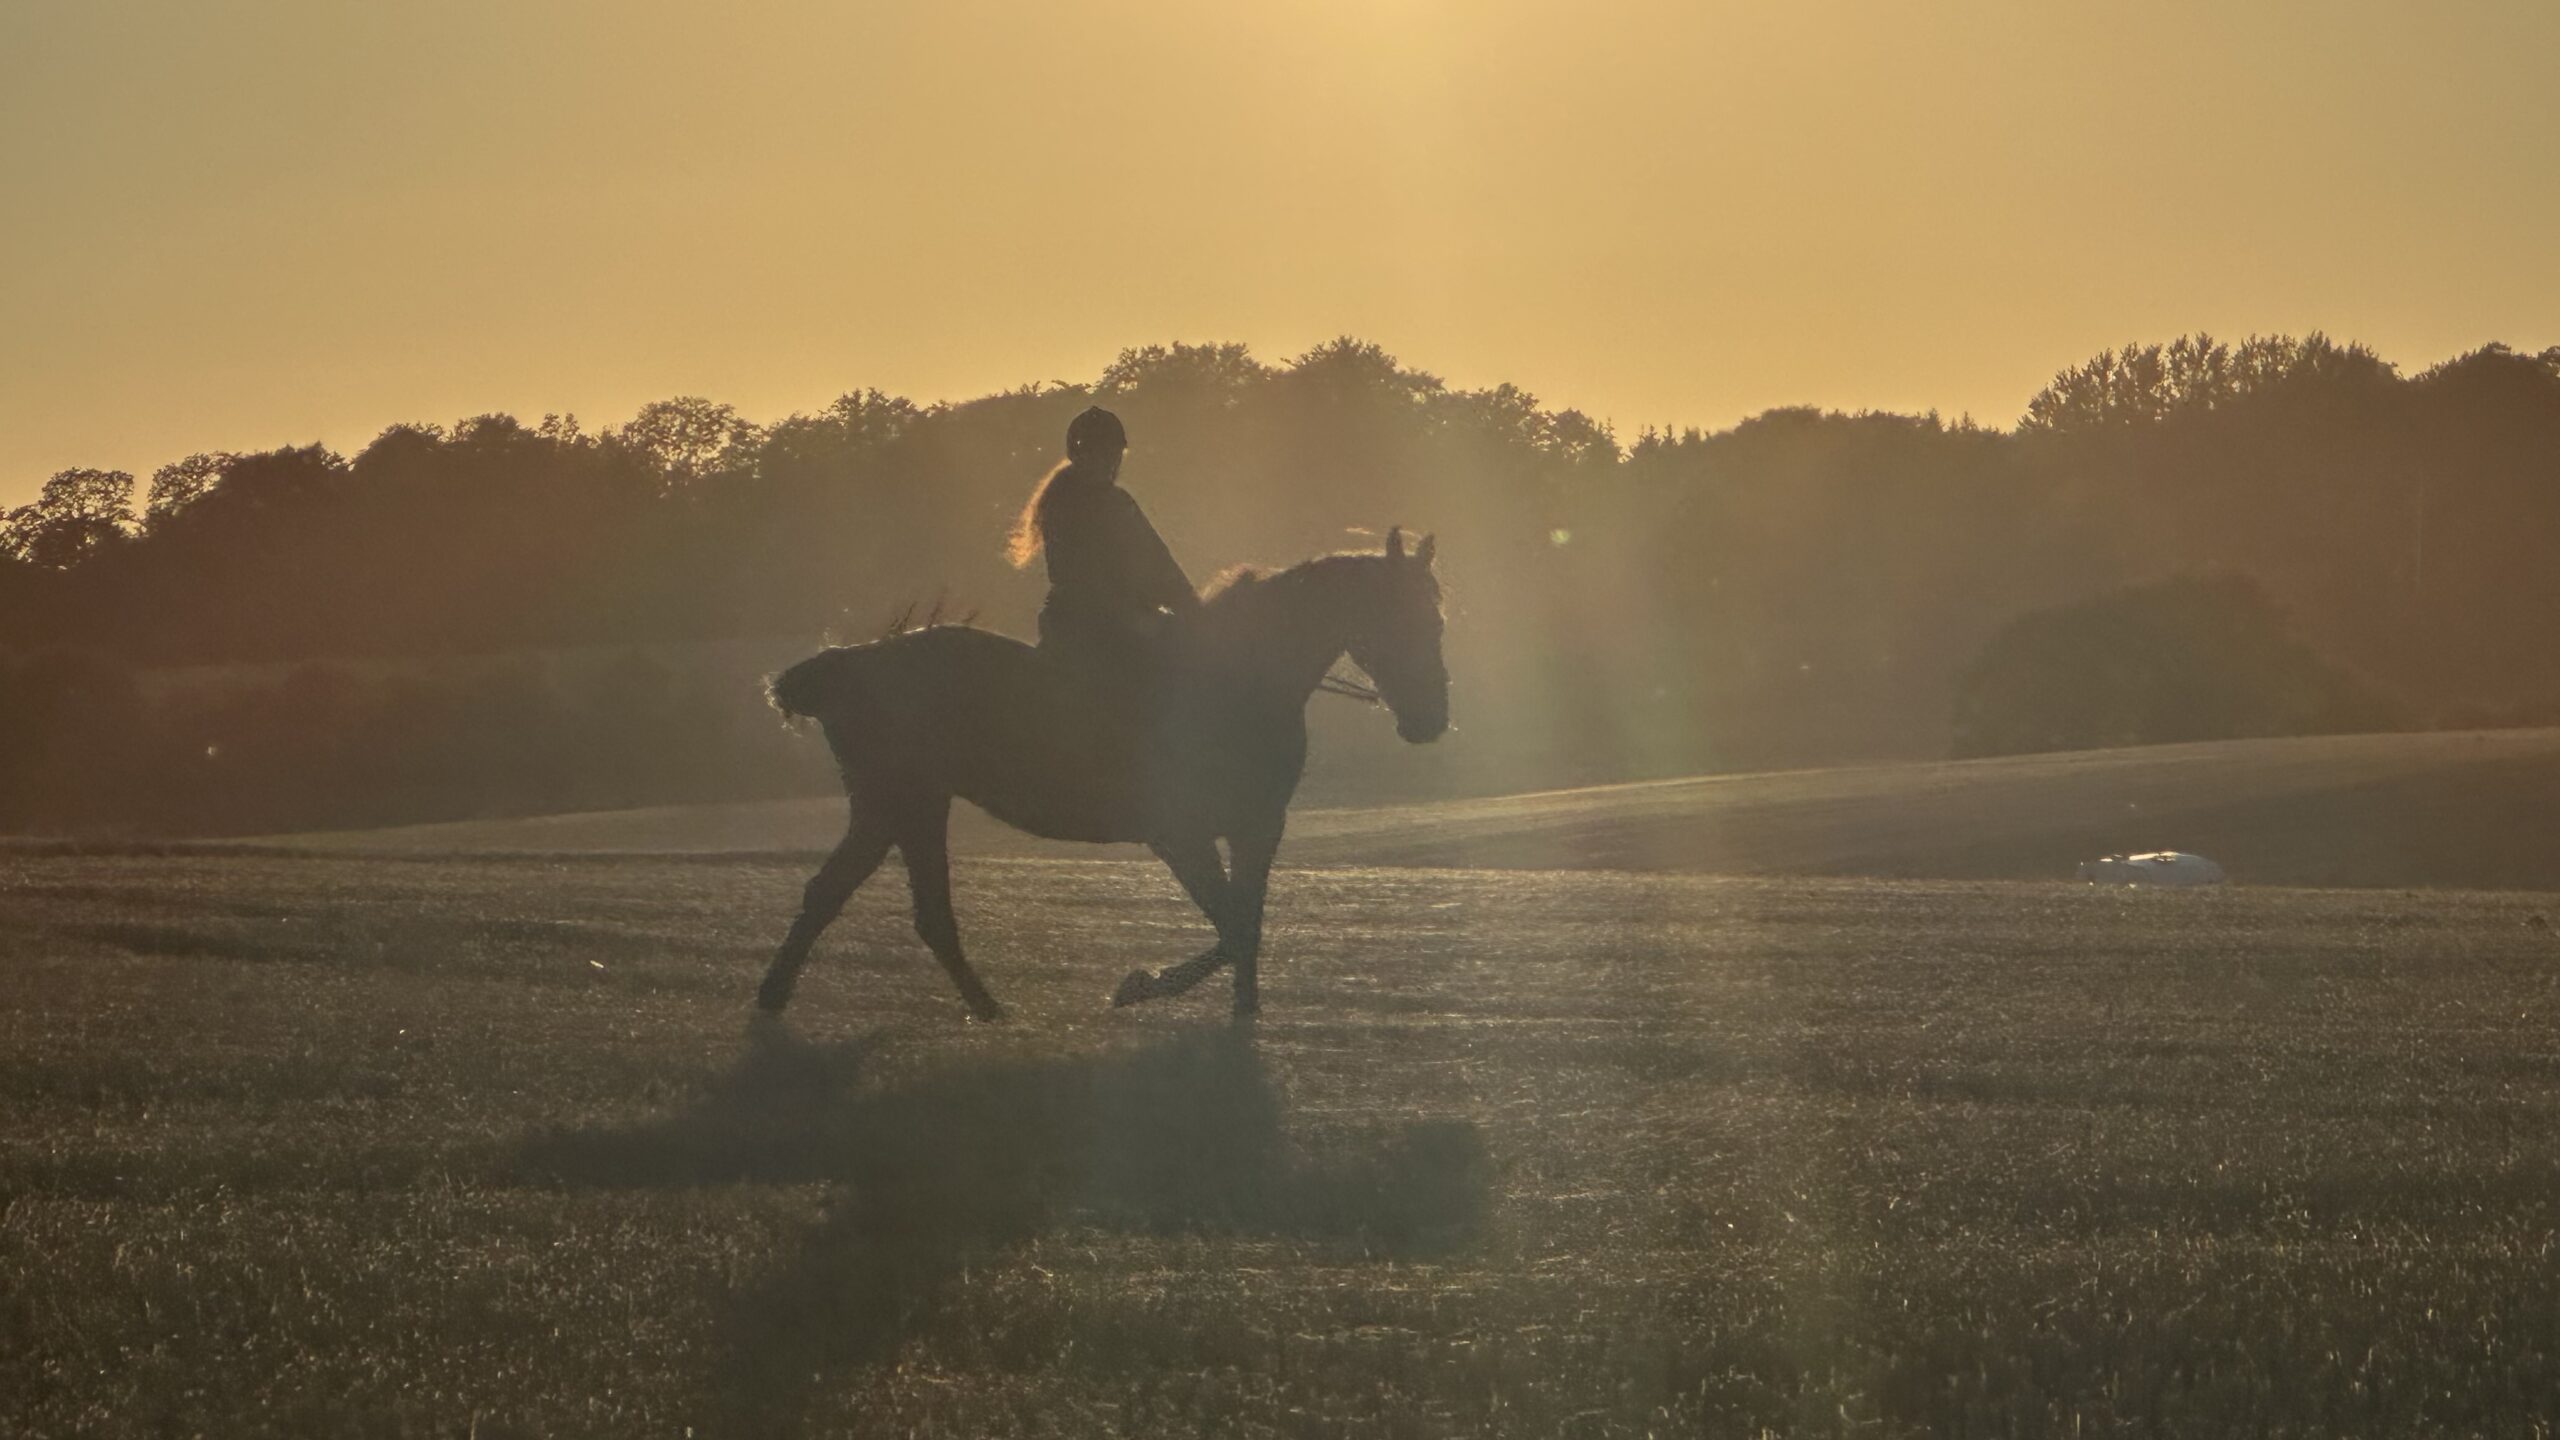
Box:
767;646;869;722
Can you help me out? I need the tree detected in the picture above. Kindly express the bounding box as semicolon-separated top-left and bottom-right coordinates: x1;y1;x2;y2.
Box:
1951;574;2403;757
1097;342;1272;402
205;444;346;515
0;468;135;569
2019;332;2396;434
821;388;923;449
1283;336;1443;405
753;388;923;487
144;453;232;528
614;397;759;487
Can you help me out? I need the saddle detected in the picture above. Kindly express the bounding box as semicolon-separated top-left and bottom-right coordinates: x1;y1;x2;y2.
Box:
1035;601;1187;738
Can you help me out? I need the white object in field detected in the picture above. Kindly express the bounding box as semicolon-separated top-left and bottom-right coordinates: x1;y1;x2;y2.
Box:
2078;852;2226;887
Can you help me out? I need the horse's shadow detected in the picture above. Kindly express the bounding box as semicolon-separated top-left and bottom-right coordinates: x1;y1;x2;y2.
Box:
515;1023;1488;1433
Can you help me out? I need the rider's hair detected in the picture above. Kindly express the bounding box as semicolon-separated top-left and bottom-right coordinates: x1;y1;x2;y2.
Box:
1006;459;1074;569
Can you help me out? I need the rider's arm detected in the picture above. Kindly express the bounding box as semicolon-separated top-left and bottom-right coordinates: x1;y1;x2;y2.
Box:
1111;489;1199;612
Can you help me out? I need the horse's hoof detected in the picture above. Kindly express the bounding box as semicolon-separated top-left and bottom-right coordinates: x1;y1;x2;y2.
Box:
966;998;1006;1024
1111;970;1155;1008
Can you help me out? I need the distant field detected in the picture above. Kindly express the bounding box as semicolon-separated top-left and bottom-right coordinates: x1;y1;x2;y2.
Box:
265;728;2560;892
6;842;2560;1435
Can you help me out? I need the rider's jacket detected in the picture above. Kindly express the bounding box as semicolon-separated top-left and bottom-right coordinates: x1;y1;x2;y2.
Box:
1034;473;1196;677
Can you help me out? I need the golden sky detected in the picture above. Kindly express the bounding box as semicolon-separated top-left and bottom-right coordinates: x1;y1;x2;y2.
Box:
4;0;2555;506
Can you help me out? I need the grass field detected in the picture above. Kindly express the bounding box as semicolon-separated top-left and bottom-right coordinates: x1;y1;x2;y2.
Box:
9;826;2560;1434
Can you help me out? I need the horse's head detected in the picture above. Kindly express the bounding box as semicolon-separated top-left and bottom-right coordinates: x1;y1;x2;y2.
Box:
1347;528;1449;743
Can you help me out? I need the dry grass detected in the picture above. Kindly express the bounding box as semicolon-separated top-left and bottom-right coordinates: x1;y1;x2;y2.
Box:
6;848;2560;1436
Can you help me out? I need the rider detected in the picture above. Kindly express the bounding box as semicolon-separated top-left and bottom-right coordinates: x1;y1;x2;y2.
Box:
1007;405;1199;686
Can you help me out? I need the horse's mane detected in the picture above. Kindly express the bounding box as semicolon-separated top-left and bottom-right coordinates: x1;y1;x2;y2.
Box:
1201;551;1381;610
1201;563;1273;603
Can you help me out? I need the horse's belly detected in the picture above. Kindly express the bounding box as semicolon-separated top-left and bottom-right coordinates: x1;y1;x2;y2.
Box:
945;739;1153;845
878;651;1299;846
965;786;1148;845
953;742;1272;846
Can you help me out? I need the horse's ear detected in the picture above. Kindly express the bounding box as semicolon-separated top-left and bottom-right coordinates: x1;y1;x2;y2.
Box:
1386;527;1406;561
1416;532;1436;566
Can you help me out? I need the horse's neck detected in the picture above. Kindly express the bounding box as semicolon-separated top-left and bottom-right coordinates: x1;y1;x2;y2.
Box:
1205;563;1363;702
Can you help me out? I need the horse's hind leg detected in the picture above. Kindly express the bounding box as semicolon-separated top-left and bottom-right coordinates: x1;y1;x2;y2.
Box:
897;795;1004;1022
758;804;894;1013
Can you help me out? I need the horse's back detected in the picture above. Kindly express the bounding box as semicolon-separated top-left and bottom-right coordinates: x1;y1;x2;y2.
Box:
784;625;1153;842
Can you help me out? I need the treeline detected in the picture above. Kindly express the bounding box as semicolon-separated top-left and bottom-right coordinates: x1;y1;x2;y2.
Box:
0;647;809;838
1951;575;2412;759
5;334;2557;835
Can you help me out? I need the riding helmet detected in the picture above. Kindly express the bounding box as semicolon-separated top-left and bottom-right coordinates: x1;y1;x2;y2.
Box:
1066;406;1128;462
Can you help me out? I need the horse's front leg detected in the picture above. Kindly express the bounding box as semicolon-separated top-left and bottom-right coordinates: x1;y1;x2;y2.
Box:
1114;835;1236;1007
1223;818;1284;1018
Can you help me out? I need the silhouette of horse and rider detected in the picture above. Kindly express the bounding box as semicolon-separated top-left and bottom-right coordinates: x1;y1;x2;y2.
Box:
759;405;1448;1020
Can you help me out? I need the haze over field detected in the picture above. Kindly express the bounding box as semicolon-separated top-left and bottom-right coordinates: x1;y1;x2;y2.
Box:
259;729;2560;895
8;0;2559;504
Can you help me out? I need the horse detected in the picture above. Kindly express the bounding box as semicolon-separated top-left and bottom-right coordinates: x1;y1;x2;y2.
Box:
757;528;1447;1021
